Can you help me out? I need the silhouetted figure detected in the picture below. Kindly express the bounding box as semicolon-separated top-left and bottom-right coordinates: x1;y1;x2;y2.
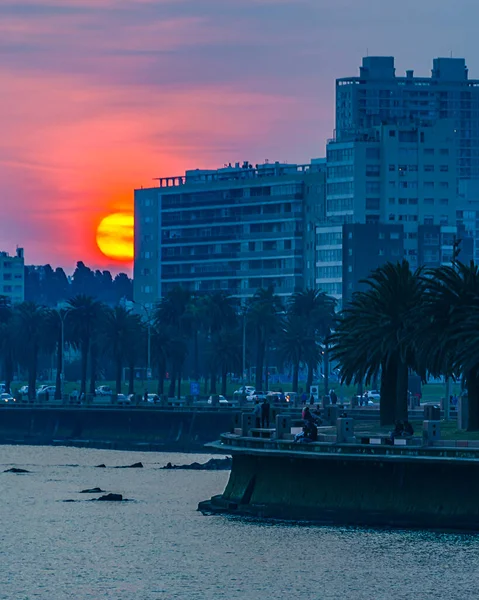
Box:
330;389;338;405
261;398;270;428
144;391;148;403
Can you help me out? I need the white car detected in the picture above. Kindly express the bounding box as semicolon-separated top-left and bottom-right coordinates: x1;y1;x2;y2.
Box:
207;395;229;406
36;386;56;399
116;393;131;405
234;386;255;396
0;393;14;403
96;386;113;396
365;390;380;402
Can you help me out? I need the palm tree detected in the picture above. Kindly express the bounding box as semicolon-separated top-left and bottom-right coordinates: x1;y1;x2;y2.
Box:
44;309;69;400
289;289;336;393
103;306;140;394
15;302;47;402
208;327;242;396
419;261;479;430
277;315;320;393
247;287;283;391
331;261;424;425
67;295;103;396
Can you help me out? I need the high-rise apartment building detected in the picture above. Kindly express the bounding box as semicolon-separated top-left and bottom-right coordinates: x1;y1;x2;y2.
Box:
336;56;479;179
134;161;325;307
0;248;25;304
317;120;459;303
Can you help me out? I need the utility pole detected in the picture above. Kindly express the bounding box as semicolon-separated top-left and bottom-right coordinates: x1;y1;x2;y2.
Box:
445;237;462;421
242;303;246;384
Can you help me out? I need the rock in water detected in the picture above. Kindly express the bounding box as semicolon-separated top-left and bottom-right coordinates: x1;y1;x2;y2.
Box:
96;493;123;502
162;457;232;471
95;464;106;468
4;467;30;473
115;462;143;469
80;487;105;494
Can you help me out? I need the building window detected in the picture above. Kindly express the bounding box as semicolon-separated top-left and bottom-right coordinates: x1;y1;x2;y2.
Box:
440;148;449;156
424;148;435;155
440;215;449;225
440;165;449;172
424;182;434;189
389;198;395;204
440;198;449;205
424;198;434;205
389;181;396;188
424;164;434;172
366;165;380;177
408;198;418;205
390;232;400;240
366;198;380;210
389;214;396;221
365;182;380;194
399;198;407;205
424;216;434;225
389;164;395;172
440;182;449;189
284;240;292;250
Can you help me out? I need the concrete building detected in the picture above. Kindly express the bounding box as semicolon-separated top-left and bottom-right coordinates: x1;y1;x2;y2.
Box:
317;120;459;304
134;161;325;306
0;248;25;304
336;56;479;180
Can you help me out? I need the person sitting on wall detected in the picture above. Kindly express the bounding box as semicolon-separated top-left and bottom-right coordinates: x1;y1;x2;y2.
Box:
304;420;318;442
403;421;414;437
390;420;404;442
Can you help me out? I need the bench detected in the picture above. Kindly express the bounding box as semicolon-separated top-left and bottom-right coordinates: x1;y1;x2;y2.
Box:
249;428;276;439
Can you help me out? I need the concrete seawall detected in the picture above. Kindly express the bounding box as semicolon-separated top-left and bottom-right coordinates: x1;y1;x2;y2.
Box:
200;438;479;529
0;407;236;452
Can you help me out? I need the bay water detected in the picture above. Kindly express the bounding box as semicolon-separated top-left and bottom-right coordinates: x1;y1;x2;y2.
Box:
0;445;478;599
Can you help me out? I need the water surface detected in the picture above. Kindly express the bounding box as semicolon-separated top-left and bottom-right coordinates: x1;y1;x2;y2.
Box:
0;445;478;599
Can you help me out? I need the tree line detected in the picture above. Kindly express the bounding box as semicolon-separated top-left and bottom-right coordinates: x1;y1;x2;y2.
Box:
25;261;132;306
0;288;336;402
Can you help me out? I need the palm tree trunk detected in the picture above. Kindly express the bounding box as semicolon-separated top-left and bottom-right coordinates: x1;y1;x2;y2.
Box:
157;360;164;395
115;356;122;394
128;360;135;395
292;360;299;393
168;368;176;398
210;370;217;394
395;359;409;422
5;353;13;397
28;347;37;402
221;365;227;396
264;341;270;392
89;343;97;395
323;342;330;397
467;369;479;431
306;359;314;393
177;370;181;399
80;340;88;396
55;336;62;400
380;358;396;426
193;330;199;382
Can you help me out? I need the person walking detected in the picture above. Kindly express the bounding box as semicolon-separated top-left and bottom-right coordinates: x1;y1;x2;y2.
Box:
261;397;271;428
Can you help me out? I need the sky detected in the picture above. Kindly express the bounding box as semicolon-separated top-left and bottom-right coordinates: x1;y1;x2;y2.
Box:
2;0;479;274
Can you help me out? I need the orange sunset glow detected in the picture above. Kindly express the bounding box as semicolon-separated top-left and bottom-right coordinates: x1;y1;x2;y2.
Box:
3;0;463;273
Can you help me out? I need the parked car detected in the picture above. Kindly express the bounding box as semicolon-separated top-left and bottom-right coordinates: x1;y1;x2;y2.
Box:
146;394;160;404
365;390;380;402
234;386;255;396
0;393;14;403
207;395;229;406
253;391;267;402
96;386;113;396
116;393;131;405
36;385;56;399
18;385;29;396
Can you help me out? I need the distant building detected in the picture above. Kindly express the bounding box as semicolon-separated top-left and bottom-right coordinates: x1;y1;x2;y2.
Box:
336;56;479;180
0;248;25;304
134;161;326;306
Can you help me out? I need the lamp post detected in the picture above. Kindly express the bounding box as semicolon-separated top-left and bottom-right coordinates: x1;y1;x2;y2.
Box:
241;303;247;384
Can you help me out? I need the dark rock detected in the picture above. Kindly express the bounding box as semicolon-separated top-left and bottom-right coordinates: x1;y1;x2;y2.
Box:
95;464;106;468
162;457;232;471
63;499;77;502
114;462;143;469
80;487;105;494
96;493;123;502
4;467;30;473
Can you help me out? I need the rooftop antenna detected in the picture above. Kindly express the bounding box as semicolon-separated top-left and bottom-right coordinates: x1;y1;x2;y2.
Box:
366;48;369;57
450;50;453;58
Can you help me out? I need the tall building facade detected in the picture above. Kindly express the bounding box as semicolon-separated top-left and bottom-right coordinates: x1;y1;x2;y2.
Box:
134;161;325;307
0;248;25;304
336;56;479;180
317;120;459;303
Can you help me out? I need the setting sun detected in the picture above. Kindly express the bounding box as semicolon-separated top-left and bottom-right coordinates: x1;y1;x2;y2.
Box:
96;212;134;261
